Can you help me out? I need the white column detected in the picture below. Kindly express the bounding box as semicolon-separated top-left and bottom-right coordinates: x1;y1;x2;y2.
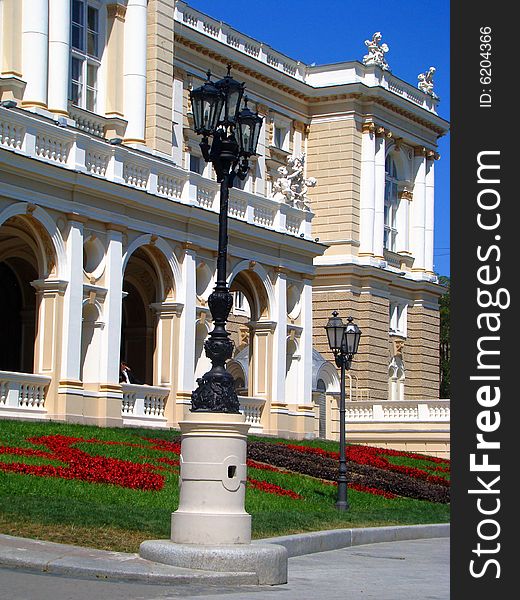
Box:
411;150;427;271
21;0;49;107
359;125;376;256
99;227;124;384
424;158;435;273
60;215;85;381
47;0;70;115
123;0;147;143
298;279;313;405
177;245;197;392
373;131;386;259
271;271;287;404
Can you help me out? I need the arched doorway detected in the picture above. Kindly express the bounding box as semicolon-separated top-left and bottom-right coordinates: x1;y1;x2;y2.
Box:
228;268;271;398
121;245;176;386
0;216;45;374
0;261;37;372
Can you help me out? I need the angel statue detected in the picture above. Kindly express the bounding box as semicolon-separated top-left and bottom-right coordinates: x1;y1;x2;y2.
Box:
418;66;438;97
271;153;317;210
362;32;390;71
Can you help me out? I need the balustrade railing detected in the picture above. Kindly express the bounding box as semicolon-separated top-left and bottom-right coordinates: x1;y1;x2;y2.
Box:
0;107;312;240
239;396;265;433
121;383;169;428
344;399;450;422
0;371;51;419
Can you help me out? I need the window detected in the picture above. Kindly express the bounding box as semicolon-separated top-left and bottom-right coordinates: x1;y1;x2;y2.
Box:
389;301;407;337
273;124;288;150
232;291;250;317
70;0;101;112
189;154;204;175
384;156;399;251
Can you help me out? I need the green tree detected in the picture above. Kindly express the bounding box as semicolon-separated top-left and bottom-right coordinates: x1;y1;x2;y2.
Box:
438;276;450;397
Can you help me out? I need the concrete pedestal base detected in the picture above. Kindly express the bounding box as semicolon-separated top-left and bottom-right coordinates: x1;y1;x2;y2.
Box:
140;413;289;584
172;412;251;545
139;540;288;585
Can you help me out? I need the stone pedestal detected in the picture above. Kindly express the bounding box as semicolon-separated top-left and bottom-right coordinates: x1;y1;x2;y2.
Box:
172;411;251;544
139;411;288;584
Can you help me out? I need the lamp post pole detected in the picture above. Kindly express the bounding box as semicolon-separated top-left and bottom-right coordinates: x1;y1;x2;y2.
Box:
188;67;263;413
325;311;362;511
337;351;349;510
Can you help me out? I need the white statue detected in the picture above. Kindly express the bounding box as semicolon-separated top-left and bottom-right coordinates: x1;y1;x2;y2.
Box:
418;66;438;97
362;32;390;71
271;153;317;210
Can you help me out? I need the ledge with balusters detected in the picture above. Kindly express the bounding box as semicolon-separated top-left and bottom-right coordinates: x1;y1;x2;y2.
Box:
0;106;312;240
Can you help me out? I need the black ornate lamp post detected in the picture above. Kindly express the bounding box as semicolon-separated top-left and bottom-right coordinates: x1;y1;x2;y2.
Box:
189;66;263;413
325;311;362;510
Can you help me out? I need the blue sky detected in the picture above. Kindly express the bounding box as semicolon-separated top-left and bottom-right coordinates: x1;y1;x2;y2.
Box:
185;0;450;276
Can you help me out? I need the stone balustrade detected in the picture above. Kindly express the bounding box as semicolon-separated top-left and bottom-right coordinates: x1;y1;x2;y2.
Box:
239;396;265;433
174;1;306;82
0;106;312;240
344;399;450;422
121;383;169;428
0;371;51;419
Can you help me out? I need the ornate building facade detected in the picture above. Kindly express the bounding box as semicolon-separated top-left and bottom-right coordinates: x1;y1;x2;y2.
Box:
0;0;450;455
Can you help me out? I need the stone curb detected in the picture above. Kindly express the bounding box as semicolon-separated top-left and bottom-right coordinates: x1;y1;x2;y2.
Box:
258;523;450;557
0;524;449;585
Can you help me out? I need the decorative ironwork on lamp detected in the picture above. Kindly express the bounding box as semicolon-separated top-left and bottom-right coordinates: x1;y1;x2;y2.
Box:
189;66;263;413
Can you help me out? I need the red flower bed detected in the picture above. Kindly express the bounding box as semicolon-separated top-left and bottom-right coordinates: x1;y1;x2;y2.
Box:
0;435;164;491
0;434;305;500
248;478;302;499
283;443;450;487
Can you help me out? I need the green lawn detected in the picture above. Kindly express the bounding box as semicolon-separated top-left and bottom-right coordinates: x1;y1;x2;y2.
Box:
0;419;450;552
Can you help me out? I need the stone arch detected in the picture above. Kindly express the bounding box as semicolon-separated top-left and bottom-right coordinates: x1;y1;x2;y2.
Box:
227;260;274;321
122;244;171;382
123;234;182;299
0;206;66;375
0;203;66;279
226;262;274;400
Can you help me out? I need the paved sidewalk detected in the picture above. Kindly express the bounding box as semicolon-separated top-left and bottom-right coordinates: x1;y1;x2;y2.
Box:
0;537;450;599
0;523;449;585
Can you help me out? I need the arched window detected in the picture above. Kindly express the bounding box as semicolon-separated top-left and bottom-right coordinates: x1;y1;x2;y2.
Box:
384;156;399;251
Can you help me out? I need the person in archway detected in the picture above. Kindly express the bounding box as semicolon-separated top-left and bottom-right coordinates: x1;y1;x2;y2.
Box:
119;361;142;384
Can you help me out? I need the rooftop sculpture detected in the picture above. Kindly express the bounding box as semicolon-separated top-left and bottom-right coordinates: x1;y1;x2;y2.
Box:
271;153;317;210
362;32;390;71
418;66;438;98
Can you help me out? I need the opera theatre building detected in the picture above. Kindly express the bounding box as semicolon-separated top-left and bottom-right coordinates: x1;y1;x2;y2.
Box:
0;1;450;456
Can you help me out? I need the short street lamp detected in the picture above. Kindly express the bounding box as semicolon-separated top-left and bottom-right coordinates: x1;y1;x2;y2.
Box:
189;66;263;413
325;311;362;510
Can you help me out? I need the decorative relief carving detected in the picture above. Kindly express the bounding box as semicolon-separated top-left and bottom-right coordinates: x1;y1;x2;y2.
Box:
362;122;376;134
362;32;390;71
399;190;414;201
107;3;127;21
271;153;316;210
391;338;405;358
